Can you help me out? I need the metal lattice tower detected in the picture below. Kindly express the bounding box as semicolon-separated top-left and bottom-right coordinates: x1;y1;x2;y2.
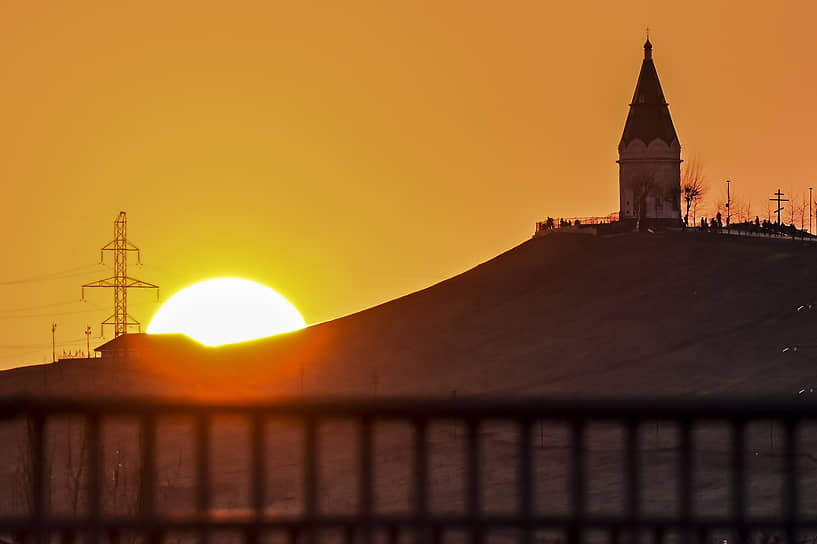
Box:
82;212;159;337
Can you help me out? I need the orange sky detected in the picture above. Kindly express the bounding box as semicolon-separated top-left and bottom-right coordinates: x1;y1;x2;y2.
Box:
2;1;816;369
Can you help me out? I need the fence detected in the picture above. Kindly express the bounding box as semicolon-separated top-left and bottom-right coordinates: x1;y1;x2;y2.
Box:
535;214;620;232
2;396;817;544
699;226;816;242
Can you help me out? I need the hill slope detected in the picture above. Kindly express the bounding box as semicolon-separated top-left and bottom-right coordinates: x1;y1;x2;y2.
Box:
4;231;817;398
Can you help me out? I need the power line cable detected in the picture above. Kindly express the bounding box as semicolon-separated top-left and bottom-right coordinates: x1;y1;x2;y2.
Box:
0;265;103;286
0;336;90;350
0;299;84;314
0;300;159;320
0;308;105;320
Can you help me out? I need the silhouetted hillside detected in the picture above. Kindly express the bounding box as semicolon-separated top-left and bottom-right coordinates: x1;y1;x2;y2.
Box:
5;231;817;520
4;231;817;398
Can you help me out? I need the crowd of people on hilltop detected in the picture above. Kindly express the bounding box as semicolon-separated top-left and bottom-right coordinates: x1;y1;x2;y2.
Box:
688;212;810;238
537;210;812;239
539;217;583;230
689;212;729;232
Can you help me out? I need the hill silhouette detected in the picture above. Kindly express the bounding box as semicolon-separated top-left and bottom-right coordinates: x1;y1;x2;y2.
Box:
3;231;817;399
4;231;817;520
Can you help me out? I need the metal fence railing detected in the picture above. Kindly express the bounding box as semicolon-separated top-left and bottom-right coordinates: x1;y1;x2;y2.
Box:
535;214;621;232
2;397;817;544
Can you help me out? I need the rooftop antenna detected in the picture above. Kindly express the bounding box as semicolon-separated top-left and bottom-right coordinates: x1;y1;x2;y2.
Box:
82;212;159;337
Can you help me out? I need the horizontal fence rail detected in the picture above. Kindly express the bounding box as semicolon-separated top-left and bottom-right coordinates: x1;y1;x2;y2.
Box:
535;214;620;231
1;396;817;544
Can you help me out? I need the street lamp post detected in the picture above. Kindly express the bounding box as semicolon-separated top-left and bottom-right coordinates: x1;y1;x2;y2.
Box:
726;179;731;227
810;187;813;235
51;322;57;362
85;326;92;358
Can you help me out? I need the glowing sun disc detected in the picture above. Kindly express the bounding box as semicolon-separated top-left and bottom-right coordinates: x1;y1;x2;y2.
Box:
147;278;306;346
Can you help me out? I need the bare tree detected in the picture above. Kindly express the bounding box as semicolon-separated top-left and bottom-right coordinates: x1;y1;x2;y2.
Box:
13;418;54;514
730;194;752;224
632;170;656;231
665;185;681;216
789;190;798;226
814;197;817;232
65;420;89;514
682;159;706;226
799;193;808;230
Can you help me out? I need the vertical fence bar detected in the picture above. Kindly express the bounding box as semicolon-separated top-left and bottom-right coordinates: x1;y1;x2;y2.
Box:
138;413;158;544
679;420;693;544
195;412;211;544
414;418;429;544
432;526;443;544
696;527;708;544
569;420;585;544
247;412;266;544
86;413;102;544
731;420;746;544
304;416;319;544
29;413;45;544
360;416;374;544
287;528;300;544
518;418;533;544
60;528;76;544
466;418;482;544
388;525;399;544
625;419;640;544
783;418;798;544
251;412;266;513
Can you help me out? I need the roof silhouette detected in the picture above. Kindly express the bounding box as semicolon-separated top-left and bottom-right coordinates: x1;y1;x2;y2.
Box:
620;39;679;148
95;332;201;354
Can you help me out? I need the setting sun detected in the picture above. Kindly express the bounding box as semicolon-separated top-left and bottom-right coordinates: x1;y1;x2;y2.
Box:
146;278;306;346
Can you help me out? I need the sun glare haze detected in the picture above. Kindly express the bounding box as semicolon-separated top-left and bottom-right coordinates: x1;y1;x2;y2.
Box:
146;278;306;346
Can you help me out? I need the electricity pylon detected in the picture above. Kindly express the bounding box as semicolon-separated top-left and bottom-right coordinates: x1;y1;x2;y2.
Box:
82;212;159;337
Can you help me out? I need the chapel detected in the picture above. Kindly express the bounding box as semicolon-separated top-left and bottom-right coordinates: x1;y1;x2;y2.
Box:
618;38;682;226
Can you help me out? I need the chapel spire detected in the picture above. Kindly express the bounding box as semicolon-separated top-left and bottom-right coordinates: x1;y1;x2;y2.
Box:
619;36;677;148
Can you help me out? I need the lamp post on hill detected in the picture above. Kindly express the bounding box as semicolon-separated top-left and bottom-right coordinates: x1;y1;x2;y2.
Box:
85;326;92;358
726;179;731;227
51;322;57;363
810;187;813;235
